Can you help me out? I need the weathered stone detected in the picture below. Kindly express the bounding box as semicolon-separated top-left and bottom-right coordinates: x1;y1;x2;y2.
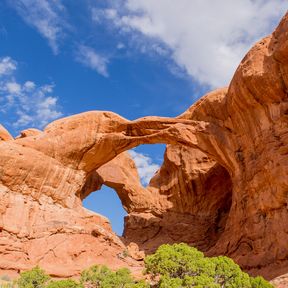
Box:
16;128;42;138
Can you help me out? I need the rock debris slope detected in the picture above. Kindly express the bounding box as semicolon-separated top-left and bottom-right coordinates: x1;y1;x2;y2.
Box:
0;12;288;280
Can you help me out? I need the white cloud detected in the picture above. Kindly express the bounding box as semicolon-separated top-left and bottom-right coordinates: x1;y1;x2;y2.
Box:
6;82;21;94
92;8;118;23
95;0;287;87
0;57;17;76
8;0;66;54
0;57;62;129
24;81;36;90
76;45;109;77
117;42;125;50
129;150;160;186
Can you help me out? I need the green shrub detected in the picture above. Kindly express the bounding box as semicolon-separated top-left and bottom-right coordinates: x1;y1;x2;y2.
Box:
144;243;273;288
17;266;50;288
46;279;83;288
80;265;112;287
14;244;272;288
250;276;274;288
80;265;146;288
145;243;206;279
158;275;183;288
100;268;133;287
131;281;149;288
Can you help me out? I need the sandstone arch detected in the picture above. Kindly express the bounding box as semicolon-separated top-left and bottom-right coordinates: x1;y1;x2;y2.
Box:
0;112;222;277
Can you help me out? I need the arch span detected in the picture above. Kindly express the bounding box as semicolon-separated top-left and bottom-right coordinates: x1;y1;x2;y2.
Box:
16;111;230;174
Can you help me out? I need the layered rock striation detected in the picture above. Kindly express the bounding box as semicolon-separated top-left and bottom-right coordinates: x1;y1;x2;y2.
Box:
0;12;288;280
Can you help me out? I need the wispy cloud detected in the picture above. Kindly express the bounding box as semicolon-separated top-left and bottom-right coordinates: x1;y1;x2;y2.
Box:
76;45;109;77
0;57;62;129
93;0;287;88
8;0;66;54
129;150;160;186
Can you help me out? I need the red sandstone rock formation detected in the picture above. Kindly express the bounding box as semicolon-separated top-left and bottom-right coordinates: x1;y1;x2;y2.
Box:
123;145;232;254
0;114;197;277
0;12;288;280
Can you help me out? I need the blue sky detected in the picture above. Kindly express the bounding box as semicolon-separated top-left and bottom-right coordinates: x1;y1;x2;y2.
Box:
0;0;286;235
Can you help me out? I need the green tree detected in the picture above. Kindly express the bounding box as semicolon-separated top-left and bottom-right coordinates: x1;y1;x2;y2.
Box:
144;243;272;288
210;256;251;287
17;266;50;288
144;243;207;279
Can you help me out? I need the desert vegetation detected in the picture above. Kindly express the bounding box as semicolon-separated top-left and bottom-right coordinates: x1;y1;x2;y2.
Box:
0;243;272;288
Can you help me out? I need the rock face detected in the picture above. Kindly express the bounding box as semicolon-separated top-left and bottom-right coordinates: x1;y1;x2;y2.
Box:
123;145;232;254
0;12;288;280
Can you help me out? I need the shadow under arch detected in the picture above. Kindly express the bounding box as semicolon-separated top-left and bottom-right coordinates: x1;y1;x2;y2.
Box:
123;145;233;253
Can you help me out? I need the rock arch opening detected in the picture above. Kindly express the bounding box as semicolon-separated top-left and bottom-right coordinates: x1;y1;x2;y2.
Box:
79;140;233;252
82;185;127;236
128;144;166;186
80;144;167;236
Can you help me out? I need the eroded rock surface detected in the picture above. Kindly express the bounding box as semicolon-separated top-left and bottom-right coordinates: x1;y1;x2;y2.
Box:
0;113;199;277
123;145;232;254
0;12;288;280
